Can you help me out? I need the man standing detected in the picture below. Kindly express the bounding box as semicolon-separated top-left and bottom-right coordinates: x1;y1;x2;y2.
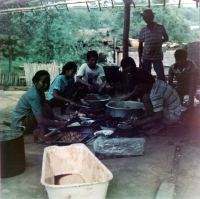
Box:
138;9;168;82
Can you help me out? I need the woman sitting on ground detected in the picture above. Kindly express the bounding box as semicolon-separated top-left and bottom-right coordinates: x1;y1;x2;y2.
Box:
48;62;88;115
11;70;67;144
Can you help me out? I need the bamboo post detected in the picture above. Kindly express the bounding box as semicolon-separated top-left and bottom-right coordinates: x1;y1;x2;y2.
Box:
122;0;132;59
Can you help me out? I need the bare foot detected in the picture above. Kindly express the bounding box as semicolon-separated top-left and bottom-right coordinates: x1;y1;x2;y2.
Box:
36;135;53;145
147;124;165;135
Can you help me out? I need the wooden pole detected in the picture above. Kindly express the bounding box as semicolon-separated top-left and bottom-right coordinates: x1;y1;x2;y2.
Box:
122;0;132;59
122;0;132;93
8;14;12;73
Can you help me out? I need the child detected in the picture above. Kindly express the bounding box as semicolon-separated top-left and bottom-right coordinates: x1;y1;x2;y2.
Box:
76;50;114;95
48;62;87;115
168;49;199;109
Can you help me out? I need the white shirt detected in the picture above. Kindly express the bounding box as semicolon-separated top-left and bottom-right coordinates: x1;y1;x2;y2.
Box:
77;63;105;84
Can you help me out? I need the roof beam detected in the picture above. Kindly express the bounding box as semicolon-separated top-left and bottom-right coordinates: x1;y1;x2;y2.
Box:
86;2;90;12
0;1;197;15
98;0;101;11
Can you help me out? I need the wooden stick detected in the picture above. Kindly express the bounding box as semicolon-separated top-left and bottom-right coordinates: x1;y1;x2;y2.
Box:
44;127;61;138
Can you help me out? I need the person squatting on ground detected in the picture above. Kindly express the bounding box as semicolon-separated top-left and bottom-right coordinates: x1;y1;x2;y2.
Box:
11;70;67;144
48;62;87;115
168;49;199;109
131;69;181;135
138;9;168;82
76;50;115;95
119;57;143;101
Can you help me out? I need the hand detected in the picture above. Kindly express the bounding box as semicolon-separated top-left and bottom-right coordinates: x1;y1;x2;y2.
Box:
60;117;68;122
133;85;139;94
98;86;104;95
69;101;77;108
132;119;141;127
58;121;67;129
88;84;93;91
139;61;143;68
80;99;89;106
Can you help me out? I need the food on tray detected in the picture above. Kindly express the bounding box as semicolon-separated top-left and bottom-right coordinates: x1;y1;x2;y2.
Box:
60;132;82;142
69;111;86;119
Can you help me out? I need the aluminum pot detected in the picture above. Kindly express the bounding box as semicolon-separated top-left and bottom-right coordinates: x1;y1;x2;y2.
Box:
84;94;111;111
105;101;145;118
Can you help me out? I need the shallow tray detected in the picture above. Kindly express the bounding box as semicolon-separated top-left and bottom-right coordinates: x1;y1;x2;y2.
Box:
53;133;90;144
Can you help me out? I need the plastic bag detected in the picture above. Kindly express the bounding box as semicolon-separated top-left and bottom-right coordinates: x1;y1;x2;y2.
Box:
93;136;145;156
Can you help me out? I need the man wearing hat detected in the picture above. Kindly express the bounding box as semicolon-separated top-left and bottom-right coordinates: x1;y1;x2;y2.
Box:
138;9;168;82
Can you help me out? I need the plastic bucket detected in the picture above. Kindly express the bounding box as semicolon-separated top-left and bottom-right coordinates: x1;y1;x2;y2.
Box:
0;127;26;178
41;144;113;199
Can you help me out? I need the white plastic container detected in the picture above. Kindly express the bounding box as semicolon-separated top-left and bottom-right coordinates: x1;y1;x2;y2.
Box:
41;144;113;199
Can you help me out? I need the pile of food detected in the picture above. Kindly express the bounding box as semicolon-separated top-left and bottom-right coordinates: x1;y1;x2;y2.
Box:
117;117;139;129
101;119;118;128
117;118;133;129
60;132;82;142
69;111;86;120
69;110;112;121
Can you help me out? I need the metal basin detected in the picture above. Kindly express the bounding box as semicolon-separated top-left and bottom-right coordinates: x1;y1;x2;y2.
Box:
105;101;145;118
84;94;111;111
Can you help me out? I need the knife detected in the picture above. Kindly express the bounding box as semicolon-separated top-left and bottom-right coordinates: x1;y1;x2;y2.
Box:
44;117;81;137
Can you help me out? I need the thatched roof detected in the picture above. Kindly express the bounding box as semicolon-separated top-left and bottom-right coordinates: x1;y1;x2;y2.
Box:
0;0;198;15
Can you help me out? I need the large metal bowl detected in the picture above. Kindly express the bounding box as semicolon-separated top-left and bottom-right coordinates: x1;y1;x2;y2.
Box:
105;101;145;118
84;94;111;111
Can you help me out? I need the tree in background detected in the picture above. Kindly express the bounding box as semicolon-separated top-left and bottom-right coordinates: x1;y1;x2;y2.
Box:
113;6;198;45
0;5;199;72
0;14;29;72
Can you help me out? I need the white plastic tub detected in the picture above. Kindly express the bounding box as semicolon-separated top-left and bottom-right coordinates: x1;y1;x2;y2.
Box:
41;144;113;199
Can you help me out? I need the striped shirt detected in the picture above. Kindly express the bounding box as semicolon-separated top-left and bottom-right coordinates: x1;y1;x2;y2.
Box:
139;23;167;60
150;80;181;125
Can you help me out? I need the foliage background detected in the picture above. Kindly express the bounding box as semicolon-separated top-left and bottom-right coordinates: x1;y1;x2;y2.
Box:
0;4;199;73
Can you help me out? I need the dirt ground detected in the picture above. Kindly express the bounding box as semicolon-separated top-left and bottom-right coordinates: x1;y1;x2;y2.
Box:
1;88;200;199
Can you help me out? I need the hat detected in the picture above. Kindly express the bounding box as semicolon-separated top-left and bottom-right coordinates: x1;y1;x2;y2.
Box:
141;9;154;16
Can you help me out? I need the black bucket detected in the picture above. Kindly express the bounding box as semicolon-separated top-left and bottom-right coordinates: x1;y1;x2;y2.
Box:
0;127;26;178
